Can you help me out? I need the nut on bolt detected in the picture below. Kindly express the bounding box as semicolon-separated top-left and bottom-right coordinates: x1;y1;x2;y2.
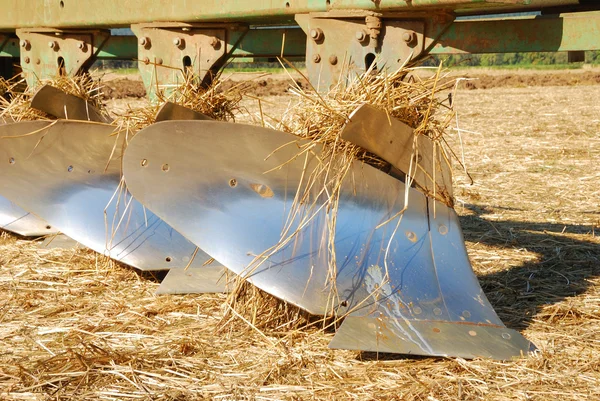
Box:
139;36;150;48
309;28;324;42
312;54;321;63
209;37;219;48
355;30;367;42
20;39;30;49
402;31;415;44
173;37;184;47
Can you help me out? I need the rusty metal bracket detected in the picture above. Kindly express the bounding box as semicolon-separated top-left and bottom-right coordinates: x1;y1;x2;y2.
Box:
131;23;248;99
15;28;110;88
296;12;426;90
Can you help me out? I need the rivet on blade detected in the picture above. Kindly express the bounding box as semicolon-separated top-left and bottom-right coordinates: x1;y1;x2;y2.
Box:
502;332;512;340
250;183;274;198
406;231;417;242
439;224;448;235
468;330;477;337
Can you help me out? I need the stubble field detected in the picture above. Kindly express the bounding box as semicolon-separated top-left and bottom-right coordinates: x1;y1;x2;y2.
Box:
1;70;599;400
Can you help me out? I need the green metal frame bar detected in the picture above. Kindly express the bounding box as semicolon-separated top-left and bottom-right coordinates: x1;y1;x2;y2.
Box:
0;0;589;29
3;12;600;61
430;12;600;54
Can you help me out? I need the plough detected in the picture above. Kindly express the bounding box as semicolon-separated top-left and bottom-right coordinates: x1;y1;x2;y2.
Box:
1;0;599;359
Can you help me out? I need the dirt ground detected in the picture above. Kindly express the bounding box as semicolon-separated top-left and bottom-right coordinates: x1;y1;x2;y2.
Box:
1;71;600;400
99;67;600;99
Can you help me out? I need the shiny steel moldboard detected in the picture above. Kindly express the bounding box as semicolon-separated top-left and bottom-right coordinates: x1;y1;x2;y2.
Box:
0;120;214;271
122;120;533;359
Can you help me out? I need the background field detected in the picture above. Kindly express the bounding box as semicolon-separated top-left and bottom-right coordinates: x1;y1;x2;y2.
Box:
1;68;599;400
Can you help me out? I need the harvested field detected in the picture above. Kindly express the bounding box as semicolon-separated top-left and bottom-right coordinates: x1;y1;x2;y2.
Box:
1;73;600;400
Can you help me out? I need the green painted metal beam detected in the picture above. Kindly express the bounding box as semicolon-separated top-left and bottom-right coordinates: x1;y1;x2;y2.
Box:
93;28;307;61
0;0;585;29
431;12;600;54
4;12;600;60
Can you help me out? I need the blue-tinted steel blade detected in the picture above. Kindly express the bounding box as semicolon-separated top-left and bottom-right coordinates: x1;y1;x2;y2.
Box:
0;120;217;271
122;120;534;359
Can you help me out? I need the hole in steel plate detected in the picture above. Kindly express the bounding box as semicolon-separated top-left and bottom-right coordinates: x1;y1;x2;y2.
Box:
229;178;237;188
57;57;66;76
432;327;440;333
140;159;148;167
285;1;290;7
67;165;73;172
364;53;377;70
59;1;64;8
165;257;172;262
8;157;14;164
45;225;52;230
161;163;169;172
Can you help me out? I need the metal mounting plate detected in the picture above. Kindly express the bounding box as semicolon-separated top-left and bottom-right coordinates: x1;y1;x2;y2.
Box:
296;14;425;90
16;29;109;87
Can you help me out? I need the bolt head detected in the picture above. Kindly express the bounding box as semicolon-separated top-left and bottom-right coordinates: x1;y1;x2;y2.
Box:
78;42;85;49
48;41;58;50
156;58;163;65
355;31;366;42
143;57;150;65
209;37;219;48
20;39;29;49
173;37;182;47
309;28;323;42
139;37;149;46
402;32;414;43
328;55;338;65
24;56;30;64
312;54;321;63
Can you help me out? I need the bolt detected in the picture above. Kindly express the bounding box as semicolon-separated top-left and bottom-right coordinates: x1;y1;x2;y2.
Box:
309;28;323;42
35;58;40;65
173;37;184;47
328;55;338;65
209;37;219;48
139;36;150;47
355;30;366;42
19;39;30;49
402;31;415;44
143;57;150;65
24;56;30;64
156;58;163;65
78;42;85;50
312;54;321;63
48;40;58;50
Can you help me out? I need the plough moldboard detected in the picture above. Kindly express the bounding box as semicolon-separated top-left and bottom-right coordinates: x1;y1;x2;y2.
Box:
1;0;599;360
